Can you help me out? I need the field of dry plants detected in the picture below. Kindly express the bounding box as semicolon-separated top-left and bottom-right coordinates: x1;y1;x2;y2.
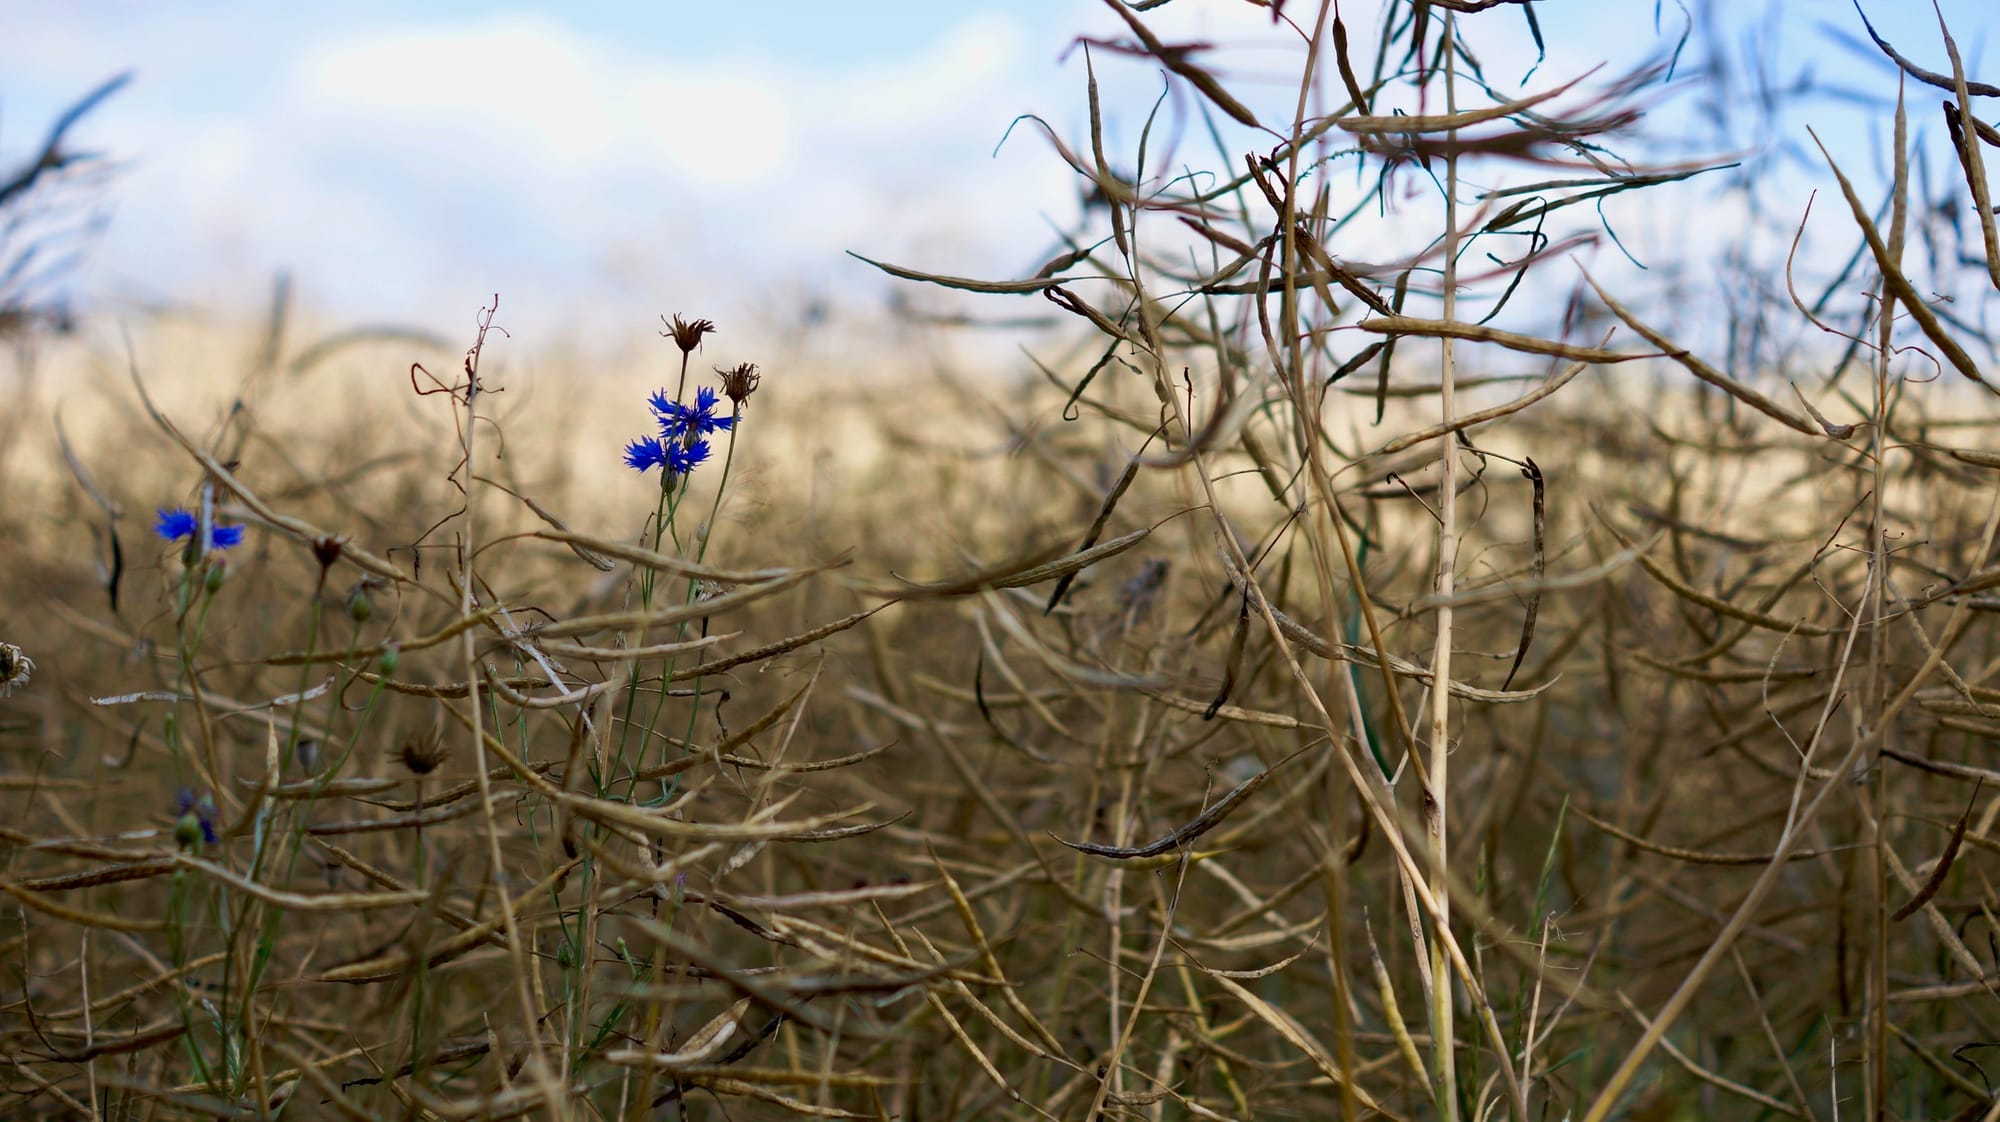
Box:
6;1;2000;1119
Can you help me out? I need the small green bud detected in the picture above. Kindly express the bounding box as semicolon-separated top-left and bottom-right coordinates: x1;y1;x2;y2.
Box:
171;789;217;851
377;642;400;675
346;584;373;623
174;811;204;851
203;560;228;593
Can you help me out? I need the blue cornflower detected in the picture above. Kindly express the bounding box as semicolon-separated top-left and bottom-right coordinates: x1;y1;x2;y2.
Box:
626;381;727;478
664;438;712;475
155;508;196;539
654;386;736;440
624;432;711;477
623;436;669;473
156;507;244;551
173;787;218;848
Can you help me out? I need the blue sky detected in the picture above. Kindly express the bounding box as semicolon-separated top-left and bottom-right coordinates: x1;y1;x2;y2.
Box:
1;1;1992;349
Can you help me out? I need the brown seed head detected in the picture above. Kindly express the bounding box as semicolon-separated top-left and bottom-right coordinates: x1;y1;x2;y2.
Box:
311;535;345;571
718;362;761;408
396;728;448;776
0;642;32;698
662;315;717;355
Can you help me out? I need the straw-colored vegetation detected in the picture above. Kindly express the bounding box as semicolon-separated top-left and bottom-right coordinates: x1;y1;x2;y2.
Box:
5;2;2000;1119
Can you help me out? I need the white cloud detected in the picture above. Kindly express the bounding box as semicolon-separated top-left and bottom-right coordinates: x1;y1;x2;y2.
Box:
826;12;1027;133
627;72;792;189
35;0;1934;352
223;11;1064;333
294;16;803;192
182;121;255;190
299;17;620;164
0;7;1074;340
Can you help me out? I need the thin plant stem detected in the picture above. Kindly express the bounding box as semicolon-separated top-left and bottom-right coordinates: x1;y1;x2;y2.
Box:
1426;16;1462;1120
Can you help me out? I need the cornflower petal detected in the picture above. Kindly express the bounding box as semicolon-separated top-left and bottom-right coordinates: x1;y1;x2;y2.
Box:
155;508;198;542
657;386;734;439
157;507;244;551
655;402;695;439
624;437;668;473
693;387;735;434
664;438;712;476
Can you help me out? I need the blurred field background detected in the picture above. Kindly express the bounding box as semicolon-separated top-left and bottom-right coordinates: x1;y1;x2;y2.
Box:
7;1;2000;1120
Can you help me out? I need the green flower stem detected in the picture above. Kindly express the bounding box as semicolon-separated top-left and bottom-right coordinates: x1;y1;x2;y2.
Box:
666;407;744;777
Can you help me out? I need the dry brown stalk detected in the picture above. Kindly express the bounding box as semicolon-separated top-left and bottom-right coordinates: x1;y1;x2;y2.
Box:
9;4;2000;1117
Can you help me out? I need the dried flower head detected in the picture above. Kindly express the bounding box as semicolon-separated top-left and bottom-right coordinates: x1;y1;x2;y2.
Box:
661;315;717;355
397;728;448;775
156;507;244;552
718;362;761;408
692;578;737;602
0;642;33;698
311;534;345;571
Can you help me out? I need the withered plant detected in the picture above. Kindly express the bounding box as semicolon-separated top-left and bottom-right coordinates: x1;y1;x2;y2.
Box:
4;2;2000;1120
